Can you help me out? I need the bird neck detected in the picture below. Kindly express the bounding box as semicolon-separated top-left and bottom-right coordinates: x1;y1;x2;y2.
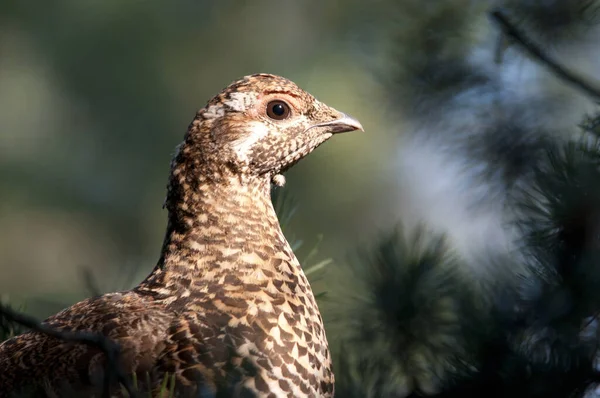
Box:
136;166;300;299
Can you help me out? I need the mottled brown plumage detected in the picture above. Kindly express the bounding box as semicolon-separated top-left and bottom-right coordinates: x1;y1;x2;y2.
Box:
0;73;363;397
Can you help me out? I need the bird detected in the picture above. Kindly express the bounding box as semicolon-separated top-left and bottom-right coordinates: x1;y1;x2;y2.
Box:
0;73;363;397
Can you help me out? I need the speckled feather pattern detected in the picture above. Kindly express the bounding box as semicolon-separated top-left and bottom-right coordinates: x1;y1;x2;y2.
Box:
0;74;361;397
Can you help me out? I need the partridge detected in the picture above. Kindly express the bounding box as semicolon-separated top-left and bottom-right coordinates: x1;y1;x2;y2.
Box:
0;73;363;397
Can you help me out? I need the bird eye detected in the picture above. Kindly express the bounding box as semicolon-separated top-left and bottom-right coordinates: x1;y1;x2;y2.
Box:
266;100;291;120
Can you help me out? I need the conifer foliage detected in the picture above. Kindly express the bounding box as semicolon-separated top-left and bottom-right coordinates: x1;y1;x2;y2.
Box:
330;1;600;397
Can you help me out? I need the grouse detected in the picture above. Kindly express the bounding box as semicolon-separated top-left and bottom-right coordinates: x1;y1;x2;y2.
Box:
0;73;363;397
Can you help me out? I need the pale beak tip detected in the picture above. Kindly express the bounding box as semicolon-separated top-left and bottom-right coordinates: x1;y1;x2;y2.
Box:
335;113;364;134
307;112;364;134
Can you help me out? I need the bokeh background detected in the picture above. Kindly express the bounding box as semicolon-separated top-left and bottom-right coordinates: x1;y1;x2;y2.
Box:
5;1;600;396
0;0;400;315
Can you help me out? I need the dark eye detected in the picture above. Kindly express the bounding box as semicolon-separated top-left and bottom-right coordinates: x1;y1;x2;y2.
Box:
266;100;291;120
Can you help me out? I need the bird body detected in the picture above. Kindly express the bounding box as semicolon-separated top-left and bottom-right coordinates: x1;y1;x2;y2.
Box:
0;73;363;397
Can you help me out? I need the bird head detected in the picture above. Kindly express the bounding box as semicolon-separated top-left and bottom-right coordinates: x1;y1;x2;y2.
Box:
180;73;363;183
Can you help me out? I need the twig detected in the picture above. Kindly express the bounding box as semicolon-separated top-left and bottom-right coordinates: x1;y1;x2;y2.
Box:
489;9;600;103
0;304;137;398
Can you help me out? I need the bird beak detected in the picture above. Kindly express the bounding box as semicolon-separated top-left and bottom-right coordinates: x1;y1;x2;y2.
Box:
310;113;364;134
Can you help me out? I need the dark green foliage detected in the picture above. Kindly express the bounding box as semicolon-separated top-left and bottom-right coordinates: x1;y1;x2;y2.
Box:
331;138;600;397
328;228;487;397
581;113;600;137
508;139;600;369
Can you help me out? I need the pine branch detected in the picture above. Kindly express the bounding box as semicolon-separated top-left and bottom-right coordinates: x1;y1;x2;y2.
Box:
329;226;490;396
490;9;600;103
0;304;137;398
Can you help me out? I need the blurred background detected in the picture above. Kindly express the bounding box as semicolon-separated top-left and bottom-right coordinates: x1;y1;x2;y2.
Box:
0;0;400;314
3;0;599;317
5;1;600;396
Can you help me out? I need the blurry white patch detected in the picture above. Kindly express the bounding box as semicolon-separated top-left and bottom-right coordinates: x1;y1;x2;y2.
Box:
395;134;517;277
392;17;600;279
585;383;600;398
231;121;269;159
225;92;256;112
